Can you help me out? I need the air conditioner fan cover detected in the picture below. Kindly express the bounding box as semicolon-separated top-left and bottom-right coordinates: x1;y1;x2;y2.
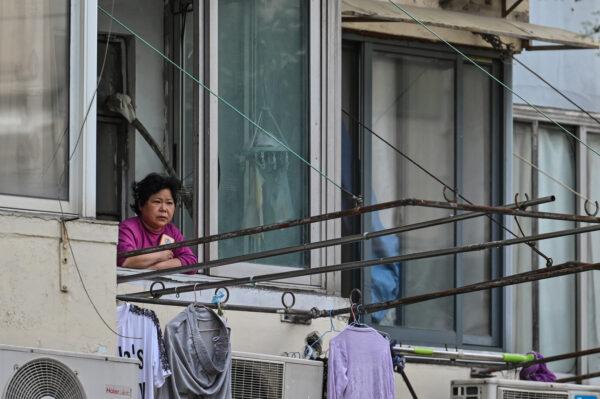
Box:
3;357;86;399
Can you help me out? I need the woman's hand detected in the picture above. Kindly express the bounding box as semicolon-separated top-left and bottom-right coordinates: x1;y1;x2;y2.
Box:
157;250;174;262
150;257;183;270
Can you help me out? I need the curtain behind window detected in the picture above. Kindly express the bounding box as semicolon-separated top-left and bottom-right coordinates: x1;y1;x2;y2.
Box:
462;64;493;338
537;125;577;374
513;122;534;354
0;1;69;199
587;133;600;382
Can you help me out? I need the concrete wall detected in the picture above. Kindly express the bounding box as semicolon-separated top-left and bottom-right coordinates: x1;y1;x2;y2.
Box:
0;213;118;354
98;0;167;180
513;0;600;112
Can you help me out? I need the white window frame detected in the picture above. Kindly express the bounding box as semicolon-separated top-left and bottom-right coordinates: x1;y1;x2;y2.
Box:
0;0;97;217
200;0;341;289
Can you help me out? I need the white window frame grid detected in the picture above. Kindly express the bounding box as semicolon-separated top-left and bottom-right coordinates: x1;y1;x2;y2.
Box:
0;0;97;217
196;0;341;290
513;103;600;377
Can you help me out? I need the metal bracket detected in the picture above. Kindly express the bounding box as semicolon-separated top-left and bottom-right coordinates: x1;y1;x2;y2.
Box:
280;291;312;325
470;367;495;379
59;222;69;292
502;0;525;18
280;313;312;325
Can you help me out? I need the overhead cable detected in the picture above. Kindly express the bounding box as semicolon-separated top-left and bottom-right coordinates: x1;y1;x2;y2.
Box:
97;5;358;202
513;152;592;202
386;0;600;162
512;55;600;129
56;0;140;340
342;110;553;265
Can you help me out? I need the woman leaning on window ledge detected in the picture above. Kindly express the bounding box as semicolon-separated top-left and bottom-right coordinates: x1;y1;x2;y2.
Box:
117;173;197;270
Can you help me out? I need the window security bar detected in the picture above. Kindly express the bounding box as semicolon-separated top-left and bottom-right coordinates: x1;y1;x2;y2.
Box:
118;195;555;283
129;224;600;298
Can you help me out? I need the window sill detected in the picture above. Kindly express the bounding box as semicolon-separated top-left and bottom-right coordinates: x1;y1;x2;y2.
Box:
117;268;348;311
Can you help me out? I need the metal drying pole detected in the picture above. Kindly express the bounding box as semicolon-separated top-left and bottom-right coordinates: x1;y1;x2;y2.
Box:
119;198;412;259
115;295;313;317
127;224;600;298
120;195;597;260
317;262;600;318
118;196;555;283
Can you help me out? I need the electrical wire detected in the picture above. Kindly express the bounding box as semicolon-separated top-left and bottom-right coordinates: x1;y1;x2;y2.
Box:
97;5;359;202
511;55;600;129
342;109;554;265
386;0;600;163
513;152;591;202
54;0;140;340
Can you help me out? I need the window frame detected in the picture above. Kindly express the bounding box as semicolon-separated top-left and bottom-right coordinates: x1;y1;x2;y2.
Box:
343;33;506;349
513;104;600;376
194;0;340;289
0;0;97;217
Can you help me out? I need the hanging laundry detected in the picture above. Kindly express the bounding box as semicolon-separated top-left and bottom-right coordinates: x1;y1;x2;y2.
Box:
117;303;171;399
519;352;557;382
158;304;231;399
327;326;396;399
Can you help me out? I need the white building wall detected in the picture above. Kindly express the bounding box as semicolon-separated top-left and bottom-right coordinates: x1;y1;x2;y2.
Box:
0;213;118;355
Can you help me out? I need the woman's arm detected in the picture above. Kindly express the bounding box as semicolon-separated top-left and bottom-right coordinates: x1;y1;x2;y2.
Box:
169;226;198;273
121;250;174;269
149;257;182;270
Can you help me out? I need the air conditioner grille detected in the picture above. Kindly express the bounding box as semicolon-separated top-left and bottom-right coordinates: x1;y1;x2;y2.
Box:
501;388;568;399
3;357;86;399
232;358;284;399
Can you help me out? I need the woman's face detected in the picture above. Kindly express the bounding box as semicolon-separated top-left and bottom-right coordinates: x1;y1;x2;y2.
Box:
139;188;175;231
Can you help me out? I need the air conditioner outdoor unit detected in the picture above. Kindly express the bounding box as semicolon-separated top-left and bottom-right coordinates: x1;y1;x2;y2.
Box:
452;378;600;399
0;344;139;399
231;351;324;399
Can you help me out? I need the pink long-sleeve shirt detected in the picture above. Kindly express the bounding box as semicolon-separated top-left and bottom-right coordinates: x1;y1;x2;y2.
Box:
117;216;197;268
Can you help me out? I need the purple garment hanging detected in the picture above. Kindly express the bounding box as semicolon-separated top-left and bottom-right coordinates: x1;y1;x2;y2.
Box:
327;326;396;399
519;352;557;382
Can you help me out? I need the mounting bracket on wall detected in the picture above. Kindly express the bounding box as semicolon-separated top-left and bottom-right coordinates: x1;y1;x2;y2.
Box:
59;221;70;293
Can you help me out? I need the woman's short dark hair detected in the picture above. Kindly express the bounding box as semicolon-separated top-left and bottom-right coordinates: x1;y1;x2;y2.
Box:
130;173;182;215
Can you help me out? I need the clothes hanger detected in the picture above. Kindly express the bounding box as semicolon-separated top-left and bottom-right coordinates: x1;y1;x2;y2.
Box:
192;284;224;332
303;310;340;359
348;288;368;328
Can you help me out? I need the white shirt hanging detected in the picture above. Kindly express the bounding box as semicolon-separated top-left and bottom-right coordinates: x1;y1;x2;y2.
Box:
117;303;171;399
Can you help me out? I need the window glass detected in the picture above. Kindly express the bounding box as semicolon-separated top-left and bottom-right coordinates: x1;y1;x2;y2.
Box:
180;6;196;240
587;133;600;379
366;52;455;331
462;64;492;337
512;121;534;354
537;124;576;373
0;1;70;199
218;0;309;267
